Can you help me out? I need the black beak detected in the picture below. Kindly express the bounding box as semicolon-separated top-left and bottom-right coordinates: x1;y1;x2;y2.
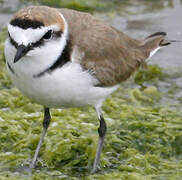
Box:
14;44;29;63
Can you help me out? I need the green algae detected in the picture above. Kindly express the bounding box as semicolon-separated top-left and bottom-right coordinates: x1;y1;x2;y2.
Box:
21;0;175;14
1;15;182;180
22;0;109;12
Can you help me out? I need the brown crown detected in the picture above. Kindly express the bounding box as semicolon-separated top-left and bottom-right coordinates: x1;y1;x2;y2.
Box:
10;6;65;32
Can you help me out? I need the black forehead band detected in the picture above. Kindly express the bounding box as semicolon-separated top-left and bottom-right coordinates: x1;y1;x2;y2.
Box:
10;18;44;29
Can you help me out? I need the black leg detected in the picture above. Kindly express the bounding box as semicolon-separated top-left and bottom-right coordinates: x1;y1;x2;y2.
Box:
43;107;51;129
98;115;107;138
29;107;51;169
91;107;107;173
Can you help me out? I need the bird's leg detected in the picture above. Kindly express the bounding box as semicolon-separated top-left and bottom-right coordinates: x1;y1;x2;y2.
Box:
29;107;51;169
91;107;107;173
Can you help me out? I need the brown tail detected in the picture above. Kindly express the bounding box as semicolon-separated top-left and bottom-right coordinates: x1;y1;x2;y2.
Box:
144;32;171;48
145;32;180;46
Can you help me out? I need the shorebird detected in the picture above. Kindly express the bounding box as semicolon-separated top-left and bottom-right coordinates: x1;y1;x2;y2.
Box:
4;6;171;173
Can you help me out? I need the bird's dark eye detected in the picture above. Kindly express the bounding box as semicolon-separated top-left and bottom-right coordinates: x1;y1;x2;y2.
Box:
43;30;52;39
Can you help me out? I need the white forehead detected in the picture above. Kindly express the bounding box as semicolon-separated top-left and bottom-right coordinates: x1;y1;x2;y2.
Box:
8;24;60;46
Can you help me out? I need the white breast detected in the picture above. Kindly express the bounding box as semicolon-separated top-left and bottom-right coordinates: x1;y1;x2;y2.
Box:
4;40;118;108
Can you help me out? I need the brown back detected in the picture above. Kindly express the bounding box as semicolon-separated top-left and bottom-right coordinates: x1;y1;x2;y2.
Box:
60;8;168;87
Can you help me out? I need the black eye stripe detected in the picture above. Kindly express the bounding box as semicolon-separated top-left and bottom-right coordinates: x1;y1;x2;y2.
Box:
30;31;63;49
8;32;43;50
8;33;18;49
54;30;62;37
43;30;52;39
8;30;62;50
30;39;44;49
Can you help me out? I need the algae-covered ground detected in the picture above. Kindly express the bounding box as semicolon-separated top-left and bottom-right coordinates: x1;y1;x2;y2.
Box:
1;1;182;179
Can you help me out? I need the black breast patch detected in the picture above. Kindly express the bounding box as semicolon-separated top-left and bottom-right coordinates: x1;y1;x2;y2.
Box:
33;39;72;78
